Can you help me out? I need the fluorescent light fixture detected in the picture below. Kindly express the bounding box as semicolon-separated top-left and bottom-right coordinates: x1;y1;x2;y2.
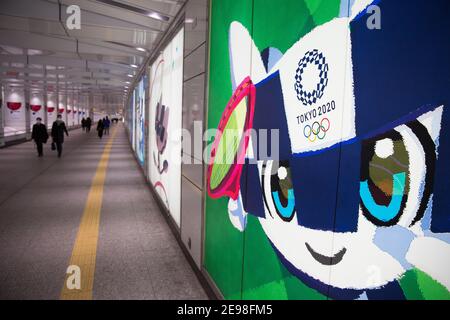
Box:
147;12;166;21
136;47;146;52
28;49;43;56
96;0;170;22
127;74;134;78
185;18;195;24
130;64;138;68
125;81;130;84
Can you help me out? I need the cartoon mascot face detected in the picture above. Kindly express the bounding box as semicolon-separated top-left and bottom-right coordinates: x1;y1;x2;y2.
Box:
207;0;450;299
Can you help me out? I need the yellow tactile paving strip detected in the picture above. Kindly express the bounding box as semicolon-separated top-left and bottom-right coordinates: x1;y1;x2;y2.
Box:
60;128;117;300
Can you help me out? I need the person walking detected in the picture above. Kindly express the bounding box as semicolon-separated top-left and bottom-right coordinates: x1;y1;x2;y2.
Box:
97;118;104;139
81;117;86;132
103;116;111;135
86;117;92;132
51;114;69;158
31;117;49;157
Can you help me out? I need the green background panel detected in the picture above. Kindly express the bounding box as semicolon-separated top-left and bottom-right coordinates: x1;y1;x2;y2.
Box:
204;0;253;300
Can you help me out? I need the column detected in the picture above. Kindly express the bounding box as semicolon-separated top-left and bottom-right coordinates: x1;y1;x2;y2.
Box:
24;86;31;140
64;83;68;125
43;65;48;128
56;76;59;120
76;90;80;125
89;93;93;119
24;52;31;139
0;83;5;147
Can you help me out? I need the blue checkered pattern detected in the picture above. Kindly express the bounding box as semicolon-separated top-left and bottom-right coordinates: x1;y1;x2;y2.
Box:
294;49;329;106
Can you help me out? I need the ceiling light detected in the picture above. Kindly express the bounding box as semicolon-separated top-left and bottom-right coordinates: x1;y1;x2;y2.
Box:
28;49;43;56
96;0;169;21
147;12;166;21
136;47;146;52
130;64;138;68
127;74;133;78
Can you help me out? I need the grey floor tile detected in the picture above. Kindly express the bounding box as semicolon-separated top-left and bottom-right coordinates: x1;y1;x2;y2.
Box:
0;125;208;300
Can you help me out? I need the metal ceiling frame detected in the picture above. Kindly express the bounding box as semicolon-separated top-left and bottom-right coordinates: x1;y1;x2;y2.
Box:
124;0;187;108
0;0;186;113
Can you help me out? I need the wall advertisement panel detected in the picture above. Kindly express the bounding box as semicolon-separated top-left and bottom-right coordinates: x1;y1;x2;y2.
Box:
204;0;450;300
135;76;147;165
67;96;74;127
47;93;57;128
30;93;44;128
4;88;26;136
148;28;184;227
131;89;136;150
127;93;134;143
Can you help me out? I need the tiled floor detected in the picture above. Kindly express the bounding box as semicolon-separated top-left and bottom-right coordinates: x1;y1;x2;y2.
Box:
0;124;207;300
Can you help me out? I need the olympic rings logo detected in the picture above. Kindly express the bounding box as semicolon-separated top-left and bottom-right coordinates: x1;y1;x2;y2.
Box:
303;118;330;142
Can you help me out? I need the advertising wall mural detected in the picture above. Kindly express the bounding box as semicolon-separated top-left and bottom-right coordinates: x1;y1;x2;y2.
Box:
30;94;44;128
71;96;76;126
205;0;450;300
128;92;134;144
4;88;26;136
148;28;184;226
131;89;136;151
74;106;78;125
58;94;65;115
47;94;56;129
67;96;73;127
135;76;147;165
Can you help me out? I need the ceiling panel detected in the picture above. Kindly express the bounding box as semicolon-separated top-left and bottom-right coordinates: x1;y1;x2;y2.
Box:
0;0;185;113
0;0;60;21
0;15;67;36
66;25;159;46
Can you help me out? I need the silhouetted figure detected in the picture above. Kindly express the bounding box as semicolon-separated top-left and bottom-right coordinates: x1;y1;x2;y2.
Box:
31;117;48;157
51;114;69;158
85;117;92;132
104;116;111;135
81;117;86;132
97;119;104;139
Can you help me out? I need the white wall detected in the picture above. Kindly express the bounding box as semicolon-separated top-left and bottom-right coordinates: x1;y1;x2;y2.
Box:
93;112;107;122
180;0;208;268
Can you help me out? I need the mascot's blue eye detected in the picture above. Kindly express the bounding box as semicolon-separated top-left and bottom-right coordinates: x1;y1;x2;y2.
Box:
359;130;410;226
272;189;295;220
262;160;296;221
360;172;406;222
359;120;436;228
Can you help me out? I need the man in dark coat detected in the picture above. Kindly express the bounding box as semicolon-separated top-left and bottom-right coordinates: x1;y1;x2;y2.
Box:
86;117;92;132
51;114;69;158
97;119;104;139
31;117;48;157
103;116;111;135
